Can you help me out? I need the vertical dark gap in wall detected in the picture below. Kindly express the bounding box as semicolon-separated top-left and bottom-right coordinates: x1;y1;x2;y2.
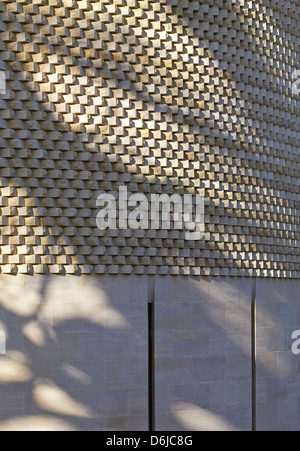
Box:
251;278;257;432
148;277;155;431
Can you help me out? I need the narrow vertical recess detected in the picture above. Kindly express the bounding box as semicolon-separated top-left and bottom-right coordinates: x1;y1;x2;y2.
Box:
148;278;155;431
251;278;257;432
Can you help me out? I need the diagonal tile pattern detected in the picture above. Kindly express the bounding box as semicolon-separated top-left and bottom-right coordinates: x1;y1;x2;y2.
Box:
0;0;299;277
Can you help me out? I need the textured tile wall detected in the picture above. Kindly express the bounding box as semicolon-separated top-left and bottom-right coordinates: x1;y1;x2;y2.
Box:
0;0;298;278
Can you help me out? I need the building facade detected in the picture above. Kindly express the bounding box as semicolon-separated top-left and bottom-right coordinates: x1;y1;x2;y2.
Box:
0;0;299;431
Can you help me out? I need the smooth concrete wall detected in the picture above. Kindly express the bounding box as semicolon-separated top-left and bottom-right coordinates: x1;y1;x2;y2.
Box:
256;279;300;431
155;277;253;431
0;275;299;431
0;275;149;431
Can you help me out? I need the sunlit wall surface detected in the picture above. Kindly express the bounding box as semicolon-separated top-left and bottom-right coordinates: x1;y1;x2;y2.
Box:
0;0;299;433
0;0;298;278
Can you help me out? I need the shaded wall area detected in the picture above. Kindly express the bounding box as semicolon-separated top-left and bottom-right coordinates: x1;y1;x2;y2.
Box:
256;278;300;431
0;275;149;431
155;277;252;431
0;274;299;431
